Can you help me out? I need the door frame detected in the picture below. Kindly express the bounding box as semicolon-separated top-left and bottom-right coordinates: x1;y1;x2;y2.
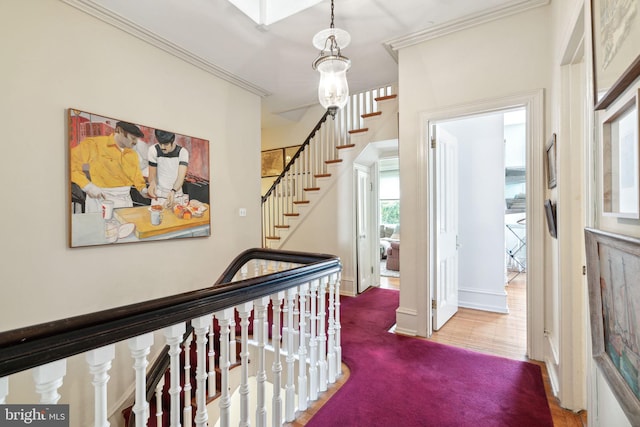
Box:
419;90;545;360
354;163;377;294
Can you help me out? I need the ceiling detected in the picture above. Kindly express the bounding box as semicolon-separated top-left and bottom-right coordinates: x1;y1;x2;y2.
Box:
66;0;545;127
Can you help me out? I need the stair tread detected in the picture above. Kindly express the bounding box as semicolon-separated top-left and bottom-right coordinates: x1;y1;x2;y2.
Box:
348;128;369;134
362;111;382;118
274;225;290;229
283;213;300;217
303;187;320;191
265;236;281;240
375;94;397;101
325;159;343;164
315;173;331;178
293;200;310;204
336;144;356;149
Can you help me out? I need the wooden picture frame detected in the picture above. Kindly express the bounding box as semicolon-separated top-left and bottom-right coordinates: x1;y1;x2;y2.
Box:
591;0;640;110
545;133;557;189
601;90;639;218
544;199;557;239
584;228;640;425
68;109;211;247
261;149;284;178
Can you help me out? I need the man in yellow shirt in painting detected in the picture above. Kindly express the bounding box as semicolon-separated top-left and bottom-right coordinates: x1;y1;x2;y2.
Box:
71;121;149;213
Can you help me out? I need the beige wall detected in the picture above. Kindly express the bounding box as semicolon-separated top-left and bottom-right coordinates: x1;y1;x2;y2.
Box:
0;0;261;424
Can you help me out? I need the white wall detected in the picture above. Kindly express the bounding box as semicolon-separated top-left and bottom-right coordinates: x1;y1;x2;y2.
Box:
397;4;552;338
440;114;508;313
0;0;261;424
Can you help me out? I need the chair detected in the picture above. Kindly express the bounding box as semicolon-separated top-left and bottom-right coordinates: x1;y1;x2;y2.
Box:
386;241;400;271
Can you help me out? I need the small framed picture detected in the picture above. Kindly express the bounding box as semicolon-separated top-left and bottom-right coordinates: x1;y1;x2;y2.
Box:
261;149;284;178
545;133;557;189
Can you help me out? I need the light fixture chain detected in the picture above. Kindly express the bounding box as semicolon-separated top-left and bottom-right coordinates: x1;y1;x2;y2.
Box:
330;0;335;29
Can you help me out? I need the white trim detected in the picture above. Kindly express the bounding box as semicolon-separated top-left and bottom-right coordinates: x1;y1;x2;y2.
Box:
383;0;550;61
417;89;546;359
60;0;271;97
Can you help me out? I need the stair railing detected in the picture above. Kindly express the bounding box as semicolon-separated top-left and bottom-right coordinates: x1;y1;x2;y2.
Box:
0;248;342;427
261;84;396;248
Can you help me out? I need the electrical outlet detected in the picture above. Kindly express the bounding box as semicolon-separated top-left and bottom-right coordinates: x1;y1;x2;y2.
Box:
239;208;247;217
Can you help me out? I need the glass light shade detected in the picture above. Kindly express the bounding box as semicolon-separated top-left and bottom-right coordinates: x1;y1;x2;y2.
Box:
315;55;351;112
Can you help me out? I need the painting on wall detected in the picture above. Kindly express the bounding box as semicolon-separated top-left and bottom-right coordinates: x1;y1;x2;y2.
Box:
585;228;640;425
68;109;211;247
592;0;640;109
601;89;640;218
261;149;284;177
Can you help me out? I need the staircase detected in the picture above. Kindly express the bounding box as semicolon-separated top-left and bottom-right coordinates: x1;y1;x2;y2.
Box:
262;85;398;249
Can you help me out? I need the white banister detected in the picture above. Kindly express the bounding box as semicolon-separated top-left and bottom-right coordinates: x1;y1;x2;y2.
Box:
86;344;115;427
0;377;7;404
164;323;186;427
270;291;285;427
334;272;343;376
327;276;337;384
0;253;342;427
128;333;154;427
318;277;328;392
297;283;309;412
254;296;270;427
183;332;193;427
33;359;66;404
192;314;212;427
216;308;234;427
285;287;297;422
237;302;253;427
308;279;319;401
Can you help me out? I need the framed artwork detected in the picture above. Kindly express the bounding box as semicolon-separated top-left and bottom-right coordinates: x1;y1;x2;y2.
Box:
68;109;210;247
544;199;557;239
591;0;640;110
261;149;284;178
585;228;640;425
601;90;639;218
545;133;557;189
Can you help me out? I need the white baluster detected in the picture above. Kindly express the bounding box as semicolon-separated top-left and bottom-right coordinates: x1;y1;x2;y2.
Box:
237;302;253;427
155;376;165;426
128;333;154;427
216;308;234;427
229;314;237;365
308;279;319;401
183;333;194;427
317;277;328;392
334;272;342;376
208;318;217;398
297;283;309;411
192;314;212;427
271;291;285;427
33;359;66;404
285;287;297;422
328;275;337;384
164;323;186;427
255;296;270;427
0;376;7;404
86;345;115;427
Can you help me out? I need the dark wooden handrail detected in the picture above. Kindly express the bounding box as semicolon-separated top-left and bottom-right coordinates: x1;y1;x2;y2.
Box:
261;110;330;203
0;248;341;378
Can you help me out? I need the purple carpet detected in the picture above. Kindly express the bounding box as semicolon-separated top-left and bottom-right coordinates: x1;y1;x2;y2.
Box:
307;288;553;427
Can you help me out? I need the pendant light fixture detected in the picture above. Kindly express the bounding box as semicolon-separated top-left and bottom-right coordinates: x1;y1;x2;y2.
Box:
312;0;351;116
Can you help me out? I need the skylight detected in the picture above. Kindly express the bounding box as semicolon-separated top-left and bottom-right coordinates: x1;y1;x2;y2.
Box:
228;0;322;26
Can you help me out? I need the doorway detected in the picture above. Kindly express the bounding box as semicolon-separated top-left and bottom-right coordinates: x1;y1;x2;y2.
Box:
379;157;400;281
428;107;528;357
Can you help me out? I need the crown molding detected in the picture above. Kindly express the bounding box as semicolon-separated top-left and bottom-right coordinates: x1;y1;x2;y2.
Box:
382;0;550;62
61;0;272;97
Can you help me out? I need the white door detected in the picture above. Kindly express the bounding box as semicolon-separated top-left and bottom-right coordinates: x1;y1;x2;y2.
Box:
356;166;373;293
433;125;459;330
